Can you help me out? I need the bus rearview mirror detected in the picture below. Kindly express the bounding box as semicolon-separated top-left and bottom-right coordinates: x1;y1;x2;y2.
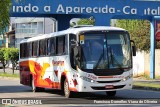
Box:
132;46;136;56
73;46;82;68
73;46;81;59
130;40;136;56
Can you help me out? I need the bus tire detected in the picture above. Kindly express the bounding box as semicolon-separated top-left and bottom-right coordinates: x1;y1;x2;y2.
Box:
37;87;45;92
64;79;73;98
32;78;44;92
106;91;116;97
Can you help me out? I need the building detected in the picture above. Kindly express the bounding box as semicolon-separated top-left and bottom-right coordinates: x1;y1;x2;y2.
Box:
0;27;8;48
0;33;6;48
6;30;15;48
13;17;57;48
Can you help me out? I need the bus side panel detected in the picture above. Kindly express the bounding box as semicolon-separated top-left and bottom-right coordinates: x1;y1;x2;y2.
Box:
19;61;31;86
53;55;79;92
32;60;56;89
20;59;60;89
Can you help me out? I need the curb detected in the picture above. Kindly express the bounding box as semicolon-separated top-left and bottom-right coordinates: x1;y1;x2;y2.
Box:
133;85;160;91
133;80;160;82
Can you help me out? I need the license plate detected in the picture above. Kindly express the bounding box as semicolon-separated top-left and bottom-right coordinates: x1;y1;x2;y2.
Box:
105;85;114;89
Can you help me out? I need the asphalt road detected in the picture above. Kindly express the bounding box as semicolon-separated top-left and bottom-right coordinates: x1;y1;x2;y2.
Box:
0;78;160;107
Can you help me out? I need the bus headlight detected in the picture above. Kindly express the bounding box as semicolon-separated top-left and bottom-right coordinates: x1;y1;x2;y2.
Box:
80;76;96;83
121;74;133;82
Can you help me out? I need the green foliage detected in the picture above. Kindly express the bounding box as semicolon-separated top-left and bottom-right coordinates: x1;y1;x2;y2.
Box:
0;48;9;73
116;20;151;51
0;0;11;34
0;48;4;62
0;48;19;74
156;41;160;49
8;48;19;74
133;82;160;88
0;72;19;78
77;18;95;26
4;48;10;61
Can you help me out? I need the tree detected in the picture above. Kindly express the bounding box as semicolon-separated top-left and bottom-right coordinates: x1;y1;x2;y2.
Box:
116;20;151;51
77;18;95;26
0;48;9;73
0;0;11;34
8;48;19;74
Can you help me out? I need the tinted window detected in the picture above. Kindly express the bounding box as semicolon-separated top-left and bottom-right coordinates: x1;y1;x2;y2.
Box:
39;39;46;56
20;43;30;58
69;34;77;68
47;37;55;56
20;43;25;58
23;43;28;58
28;43;32;57
69;34;77;51
32;41;38;57
56;36;65;55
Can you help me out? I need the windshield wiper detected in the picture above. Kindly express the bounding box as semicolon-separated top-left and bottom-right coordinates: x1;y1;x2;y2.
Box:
80;48;87;68
108;47;124;72
94;52;103;69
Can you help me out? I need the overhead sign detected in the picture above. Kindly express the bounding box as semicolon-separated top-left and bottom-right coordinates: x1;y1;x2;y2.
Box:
11;0;160;17
11;0;158;79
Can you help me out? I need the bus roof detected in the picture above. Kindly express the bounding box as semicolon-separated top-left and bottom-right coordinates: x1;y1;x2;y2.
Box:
20;26;126;44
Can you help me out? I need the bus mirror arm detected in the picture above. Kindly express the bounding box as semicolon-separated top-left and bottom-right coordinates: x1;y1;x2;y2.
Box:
130;40;136;56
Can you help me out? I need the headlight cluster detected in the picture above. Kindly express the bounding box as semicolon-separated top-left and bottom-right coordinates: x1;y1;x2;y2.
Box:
80;76;96;83
121;74;133;82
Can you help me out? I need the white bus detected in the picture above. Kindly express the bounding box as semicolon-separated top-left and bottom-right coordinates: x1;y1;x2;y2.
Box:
19;26;136;98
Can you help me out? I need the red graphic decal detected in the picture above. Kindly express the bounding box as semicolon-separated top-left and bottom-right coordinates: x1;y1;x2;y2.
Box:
54;70;58;77
44;78;52;85
52;82;60;89
52;60;64;66
20;60;54;88
69;87;78;92
72;79;78;87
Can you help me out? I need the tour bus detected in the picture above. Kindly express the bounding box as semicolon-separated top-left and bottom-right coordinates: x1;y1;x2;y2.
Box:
19;26;136;98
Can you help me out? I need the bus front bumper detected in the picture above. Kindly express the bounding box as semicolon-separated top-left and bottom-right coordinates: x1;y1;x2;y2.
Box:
76;78;133;92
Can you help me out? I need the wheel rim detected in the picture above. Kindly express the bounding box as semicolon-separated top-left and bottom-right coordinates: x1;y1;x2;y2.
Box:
64;80;69;97
32;78;35;91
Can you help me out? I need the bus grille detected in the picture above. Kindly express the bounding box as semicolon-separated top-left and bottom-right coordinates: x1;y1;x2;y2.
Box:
91;85;125;90
96;80;121;83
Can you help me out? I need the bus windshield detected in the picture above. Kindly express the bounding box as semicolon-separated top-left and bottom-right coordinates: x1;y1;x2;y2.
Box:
79;31;131;70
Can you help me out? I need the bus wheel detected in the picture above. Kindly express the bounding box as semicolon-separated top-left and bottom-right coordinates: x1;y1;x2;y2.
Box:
32;78;44;92
64;79;72;98
106;91;116;97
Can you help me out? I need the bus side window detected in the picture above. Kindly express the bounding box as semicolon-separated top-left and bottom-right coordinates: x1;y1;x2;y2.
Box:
47;37;55;56
56;36;65;55
20;43;24;58
65;35;69;55
29;42;32;57
39;39;46;56
51;38;56;55
69;34;77;69
23;43;27;58
69;34;77;49
32;41;38;57
27;43;32;57
47;39;50;55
